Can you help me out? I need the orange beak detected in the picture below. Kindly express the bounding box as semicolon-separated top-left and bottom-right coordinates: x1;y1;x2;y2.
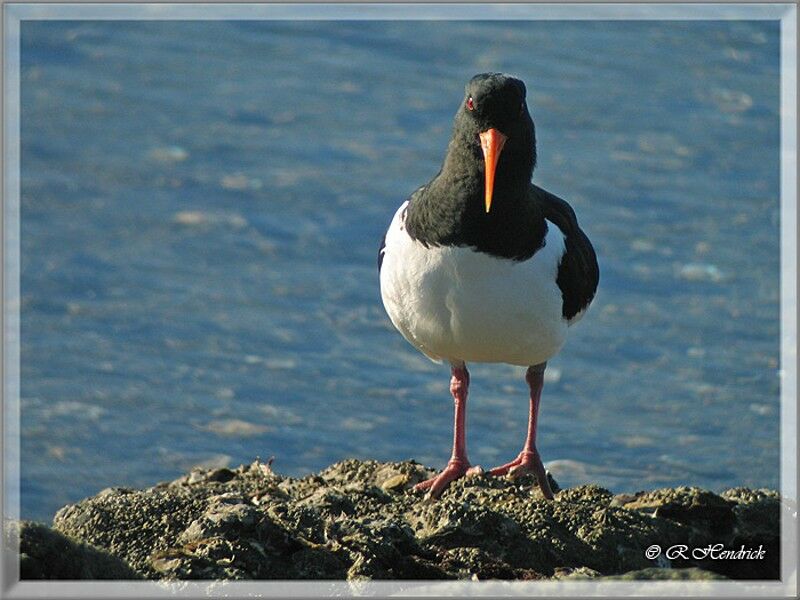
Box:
478;128;508;213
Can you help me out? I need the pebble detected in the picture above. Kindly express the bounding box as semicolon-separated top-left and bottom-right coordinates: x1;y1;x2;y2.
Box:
380;474;410;492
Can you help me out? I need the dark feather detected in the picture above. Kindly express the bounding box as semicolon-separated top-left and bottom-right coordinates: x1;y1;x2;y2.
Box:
534;184;599;320
377;231;387;273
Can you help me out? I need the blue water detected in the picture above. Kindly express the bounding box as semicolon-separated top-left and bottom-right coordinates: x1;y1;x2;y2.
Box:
19;20;781;522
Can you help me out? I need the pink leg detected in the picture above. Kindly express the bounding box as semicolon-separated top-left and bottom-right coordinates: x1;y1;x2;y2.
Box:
488;363;554;500
415;365;482;499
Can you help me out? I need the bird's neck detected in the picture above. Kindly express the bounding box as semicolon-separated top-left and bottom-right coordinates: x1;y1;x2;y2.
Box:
444;131;534;193
406;138;546;260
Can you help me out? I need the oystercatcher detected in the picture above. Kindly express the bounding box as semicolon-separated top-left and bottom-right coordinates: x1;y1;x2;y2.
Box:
379;73;599;500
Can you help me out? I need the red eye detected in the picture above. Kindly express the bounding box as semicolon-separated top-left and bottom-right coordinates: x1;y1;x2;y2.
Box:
466;97;474;111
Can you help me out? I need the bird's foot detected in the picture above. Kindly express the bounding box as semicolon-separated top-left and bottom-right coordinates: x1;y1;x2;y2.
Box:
414;460;483;500
488;449;554;500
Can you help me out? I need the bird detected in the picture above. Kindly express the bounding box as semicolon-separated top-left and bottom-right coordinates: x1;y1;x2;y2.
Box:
378;73;599;500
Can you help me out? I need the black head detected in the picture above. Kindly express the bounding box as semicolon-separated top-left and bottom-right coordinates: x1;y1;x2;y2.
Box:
463;72;529;132
452;73;536;212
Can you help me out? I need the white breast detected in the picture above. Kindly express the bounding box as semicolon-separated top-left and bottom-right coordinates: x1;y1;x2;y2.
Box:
380;202;569;367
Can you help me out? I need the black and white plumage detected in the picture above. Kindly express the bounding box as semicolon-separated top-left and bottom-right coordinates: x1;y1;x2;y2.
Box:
378;73;599;499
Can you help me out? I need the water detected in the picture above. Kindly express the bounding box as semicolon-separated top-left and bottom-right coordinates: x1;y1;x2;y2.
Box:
19;20;781;522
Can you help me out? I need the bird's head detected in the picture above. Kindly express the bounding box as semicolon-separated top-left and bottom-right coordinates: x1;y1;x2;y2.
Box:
454;73;536;213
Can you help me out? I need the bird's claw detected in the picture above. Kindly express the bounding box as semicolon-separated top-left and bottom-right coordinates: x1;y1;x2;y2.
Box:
415;461;483;500
488;450;554;500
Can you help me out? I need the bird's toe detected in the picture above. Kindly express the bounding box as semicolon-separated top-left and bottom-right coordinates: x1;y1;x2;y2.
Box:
507;462;533;479
413;460;473;500
487;456;523;477
489;450;554;500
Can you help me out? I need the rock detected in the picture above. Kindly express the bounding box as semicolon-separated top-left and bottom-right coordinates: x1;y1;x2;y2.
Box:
13;521;140;579
15;458;780;581
621;486;736;534
718;487;782;580
553;566;602;579
380;474;410;492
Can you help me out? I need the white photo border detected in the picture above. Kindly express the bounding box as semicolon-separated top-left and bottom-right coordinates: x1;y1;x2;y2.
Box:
2;3;797;598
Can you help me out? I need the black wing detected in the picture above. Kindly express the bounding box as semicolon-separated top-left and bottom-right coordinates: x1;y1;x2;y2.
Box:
534;184;599;320
377;231;387;273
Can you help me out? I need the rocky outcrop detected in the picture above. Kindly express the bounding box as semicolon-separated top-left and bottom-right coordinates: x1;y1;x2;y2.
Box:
15;459;783;581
